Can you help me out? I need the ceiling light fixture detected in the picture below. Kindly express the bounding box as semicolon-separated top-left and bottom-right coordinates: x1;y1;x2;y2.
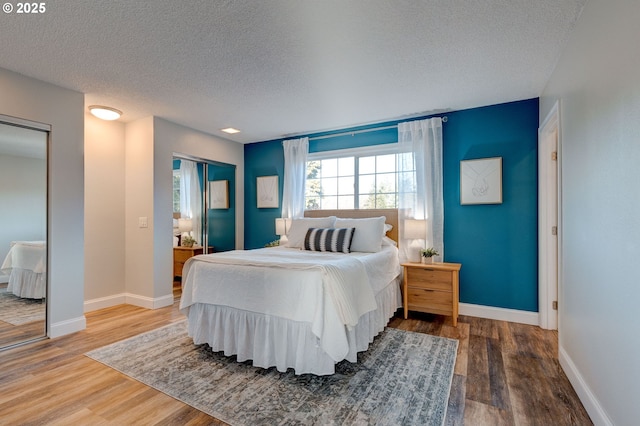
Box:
89;105;122;121
221;127;240;134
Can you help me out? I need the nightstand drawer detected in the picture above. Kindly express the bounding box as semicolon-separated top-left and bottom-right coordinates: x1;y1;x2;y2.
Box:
406;268;452;291
173;246;208;278
406;287;453;313
174;250;194;263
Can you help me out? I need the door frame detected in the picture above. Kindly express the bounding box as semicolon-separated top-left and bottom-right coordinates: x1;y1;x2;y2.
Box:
538;100;561;330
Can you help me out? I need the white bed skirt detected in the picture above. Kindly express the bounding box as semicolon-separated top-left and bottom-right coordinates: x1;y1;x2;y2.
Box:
7;268;45;299
186;278;402;375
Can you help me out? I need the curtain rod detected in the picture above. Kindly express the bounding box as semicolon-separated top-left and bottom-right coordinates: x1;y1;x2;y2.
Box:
307;116;447;141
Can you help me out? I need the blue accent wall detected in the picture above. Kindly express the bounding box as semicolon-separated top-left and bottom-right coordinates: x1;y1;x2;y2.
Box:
443;99;539;312
244;98;539;312
243;140;285;249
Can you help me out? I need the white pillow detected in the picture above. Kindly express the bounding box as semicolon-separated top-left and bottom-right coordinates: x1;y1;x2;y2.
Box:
381;236;397;246
285;216;337;248
334;216;386;252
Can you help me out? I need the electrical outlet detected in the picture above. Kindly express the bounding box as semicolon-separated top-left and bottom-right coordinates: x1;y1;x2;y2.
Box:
138;217;148;228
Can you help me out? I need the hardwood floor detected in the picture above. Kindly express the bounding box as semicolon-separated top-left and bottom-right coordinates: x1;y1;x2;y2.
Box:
0;290;592;425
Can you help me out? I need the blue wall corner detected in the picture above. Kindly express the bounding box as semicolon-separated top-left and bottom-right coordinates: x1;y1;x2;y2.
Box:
244;98;539;312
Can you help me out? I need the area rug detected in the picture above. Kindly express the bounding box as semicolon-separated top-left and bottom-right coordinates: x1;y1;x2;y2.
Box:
0;287;45;325
86;321;458;426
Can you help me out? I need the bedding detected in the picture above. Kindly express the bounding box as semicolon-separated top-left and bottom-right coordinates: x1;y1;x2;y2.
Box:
0;241;46;299
179;243;402;375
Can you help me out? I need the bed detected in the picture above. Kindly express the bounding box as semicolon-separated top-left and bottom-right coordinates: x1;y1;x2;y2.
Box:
179;209;402;375
0;241;46;299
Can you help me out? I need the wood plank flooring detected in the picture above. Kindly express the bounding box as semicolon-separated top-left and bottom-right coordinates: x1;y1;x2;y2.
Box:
0;289;592;425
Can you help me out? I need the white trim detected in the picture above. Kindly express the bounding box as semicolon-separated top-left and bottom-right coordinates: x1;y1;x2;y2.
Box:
538;99;561;330
0;113;51;132
125;293;174;309
84;293;127;313
459;303;539;325
49;315;86;338
559;346;613;426
307;142;400;161
84;293;174;313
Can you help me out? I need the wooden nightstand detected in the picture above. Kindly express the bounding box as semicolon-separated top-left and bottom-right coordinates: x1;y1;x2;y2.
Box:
173;246;208;278
402;262;462;326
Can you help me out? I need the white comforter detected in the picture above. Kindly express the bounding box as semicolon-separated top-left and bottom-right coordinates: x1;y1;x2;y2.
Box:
180;245;400;361
1;241;46;299
1;241;46;274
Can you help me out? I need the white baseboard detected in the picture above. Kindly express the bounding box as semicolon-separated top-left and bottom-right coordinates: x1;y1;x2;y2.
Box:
84;293;127;312
559;346;612;426
84;292;174;312
49;315;86;338
125;293;174;310
459;302;539;325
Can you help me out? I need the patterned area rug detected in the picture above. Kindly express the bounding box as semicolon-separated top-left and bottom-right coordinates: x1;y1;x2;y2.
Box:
0;287;45;325
86;321;457;426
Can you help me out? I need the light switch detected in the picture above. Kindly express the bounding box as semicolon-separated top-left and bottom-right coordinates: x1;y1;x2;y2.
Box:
138;217;148;228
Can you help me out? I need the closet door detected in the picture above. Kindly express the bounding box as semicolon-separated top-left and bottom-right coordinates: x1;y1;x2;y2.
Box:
0;116;48;349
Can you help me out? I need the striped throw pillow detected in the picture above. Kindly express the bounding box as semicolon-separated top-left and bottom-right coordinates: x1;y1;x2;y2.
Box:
303;228;356;253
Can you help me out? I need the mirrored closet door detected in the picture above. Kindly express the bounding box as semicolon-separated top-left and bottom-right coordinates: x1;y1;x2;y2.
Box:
0;116;48;349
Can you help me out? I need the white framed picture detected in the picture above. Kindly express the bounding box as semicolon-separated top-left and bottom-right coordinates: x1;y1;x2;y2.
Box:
460;157;502;205
257;175;279;208
209;180;229;209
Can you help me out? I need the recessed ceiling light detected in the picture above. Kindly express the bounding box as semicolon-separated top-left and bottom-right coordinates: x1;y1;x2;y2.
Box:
221;127;241;134
89;105;122;121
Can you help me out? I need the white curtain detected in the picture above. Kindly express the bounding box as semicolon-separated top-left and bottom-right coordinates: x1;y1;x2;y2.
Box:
179;159;202;244
281;137;309;219
397;117;444;263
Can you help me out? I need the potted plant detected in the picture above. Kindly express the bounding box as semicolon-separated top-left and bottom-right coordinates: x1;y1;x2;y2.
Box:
420;247;439;264
182;235;197;247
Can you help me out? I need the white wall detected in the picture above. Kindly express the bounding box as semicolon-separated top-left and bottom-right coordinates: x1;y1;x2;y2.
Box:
84;114;126;306
0;67;85;337
540;1;640;424
124;117;157;304
0;154;46;282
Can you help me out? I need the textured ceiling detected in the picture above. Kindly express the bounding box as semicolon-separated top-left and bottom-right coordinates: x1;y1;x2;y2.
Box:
0;0;586;143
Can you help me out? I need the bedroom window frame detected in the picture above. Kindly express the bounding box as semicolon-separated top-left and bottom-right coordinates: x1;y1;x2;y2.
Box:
305;143;407;210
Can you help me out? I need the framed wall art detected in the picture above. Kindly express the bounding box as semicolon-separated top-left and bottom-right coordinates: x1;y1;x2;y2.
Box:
460;157;502;205
257;175;279;208
209;180;229;209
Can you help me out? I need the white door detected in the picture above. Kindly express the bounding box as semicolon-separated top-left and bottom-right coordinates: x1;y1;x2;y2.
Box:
538;102;560;330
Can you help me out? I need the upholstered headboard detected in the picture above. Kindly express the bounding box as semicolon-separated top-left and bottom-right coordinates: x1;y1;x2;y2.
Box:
304;209;399;244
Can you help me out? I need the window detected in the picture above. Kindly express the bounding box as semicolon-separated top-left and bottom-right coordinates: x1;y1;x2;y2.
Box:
173;169;181;213
305;146;411;210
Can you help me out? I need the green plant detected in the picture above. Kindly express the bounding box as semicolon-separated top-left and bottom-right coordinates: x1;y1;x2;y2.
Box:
420;247;439;258
265;239;280;247
182;235;196;247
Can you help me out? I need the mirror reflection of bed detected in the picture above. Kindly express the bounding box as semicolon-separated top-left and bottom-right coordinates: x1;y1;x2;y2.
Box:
0;118;47;349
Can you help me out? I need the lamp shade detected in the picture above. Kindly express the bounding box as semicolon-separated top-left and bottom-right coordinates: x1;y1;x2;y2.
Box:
404;219;426;239
275;218;292;236
178;218;193;232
